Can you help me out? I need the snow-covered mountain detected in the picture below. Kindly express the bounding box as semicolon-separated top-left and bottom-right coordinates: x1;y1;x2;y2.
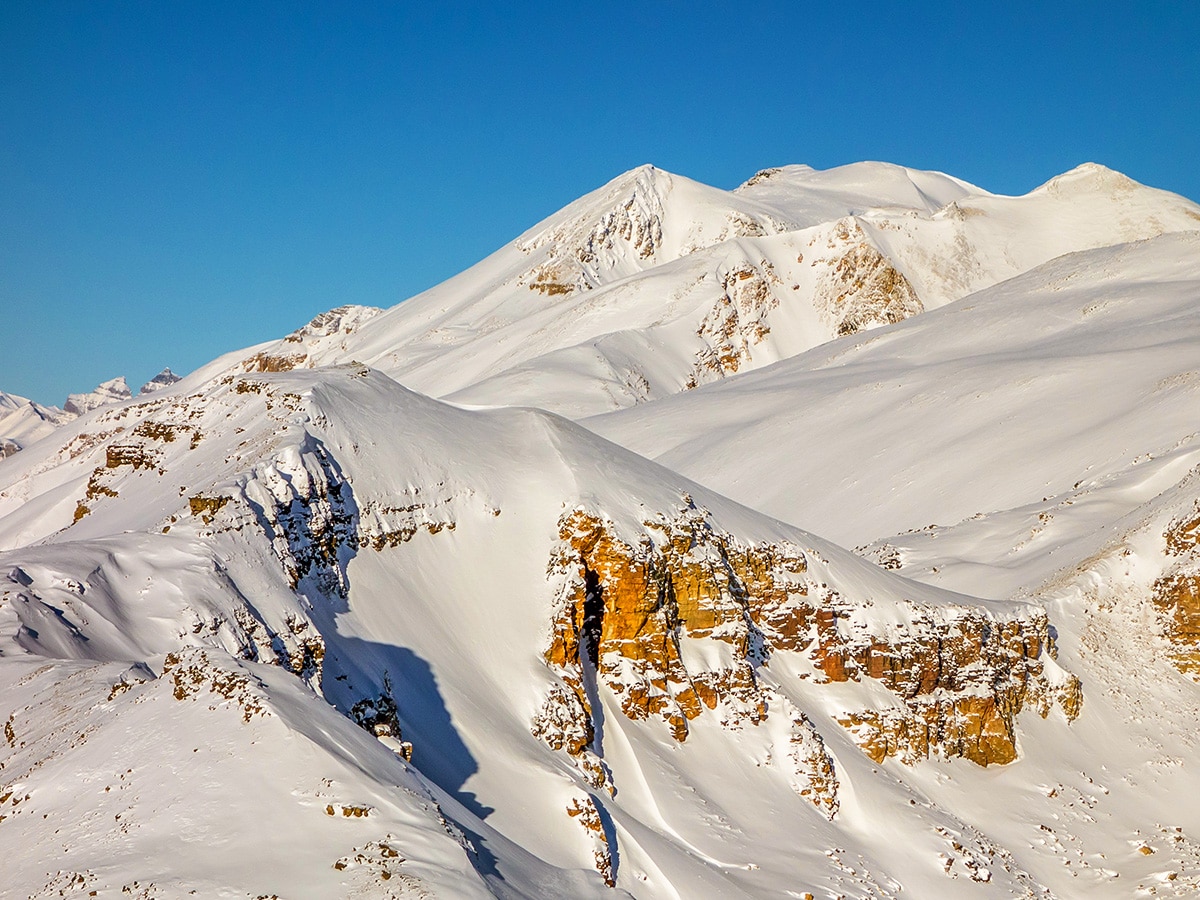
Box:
0;391;70;459
3;161;1200;898
224;161;1200;417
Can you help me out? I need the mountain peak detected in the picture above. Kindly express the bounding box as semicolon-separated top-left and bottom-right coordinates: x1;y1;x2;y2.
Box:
63;376;132;417
1034;161;1139;195
139;368;183;395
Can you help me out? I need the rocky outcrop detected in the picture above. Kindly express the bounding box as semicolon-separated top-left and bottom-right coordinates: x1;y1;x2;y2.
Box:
1153;506;1200;674
815;222;923;336
689;260;782;387
566;795;615;887
331;835;422;896
225;442;459;597
243;306;383;373
817;601;1082;766
516;167;668;292
534;502;832;811
350;688;414;761
736;167;784;190
223;606;326;691
162;648;269;722
534;501;1080;790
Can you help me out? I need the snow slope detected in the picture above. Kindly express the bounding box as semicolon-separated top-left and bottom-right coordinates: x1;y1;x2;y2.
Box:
0;392;67;459
1;375;155;459
590;232;1200;590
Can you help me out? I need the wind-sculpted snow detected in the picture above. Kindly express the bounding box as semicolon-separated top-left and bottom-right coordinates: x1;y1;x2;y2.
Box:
0;649;495;899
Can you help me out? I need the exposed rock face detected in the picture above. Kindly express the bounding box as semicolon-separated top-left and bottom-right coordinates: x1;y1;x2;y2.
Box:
226;439;458;597
534;502;833;813
541;504;798;737
815;222;923;336
525;261;577;296
516;166;669;292
534;501;1080;788
1153;507;1200;674
689;260;782;387
64;377;132;417
817;600;1082;766
736;167;784;190
243;306;383;373
683;224;923;390
566;795;615;887
162;648;269;722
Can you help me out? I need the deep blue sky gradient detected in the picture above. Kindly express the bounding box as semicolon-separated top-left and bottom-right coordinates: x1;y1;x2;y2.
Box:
3;1;1198;404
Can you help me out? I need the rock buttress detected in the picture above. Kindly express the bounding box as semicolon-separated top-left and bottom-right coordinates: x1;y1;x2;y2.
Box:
689;260;783;387
815;222;923;337
535;503;832;812
534;501;1081;786
821;601;1081;767
1153;507;1200;674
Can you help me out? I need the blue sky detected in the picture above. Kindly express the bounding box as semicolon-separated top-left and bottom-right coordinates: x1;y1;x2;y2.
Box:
2;2;1198;405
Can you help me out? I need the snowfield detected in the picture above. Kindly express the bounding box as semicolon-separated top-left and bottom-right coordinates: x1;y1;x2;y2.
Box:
2;161;1200;898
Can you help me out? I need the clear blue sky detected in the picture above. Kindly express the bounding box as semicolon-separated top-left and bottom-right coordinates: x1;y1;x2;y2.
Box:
3;1;1198;405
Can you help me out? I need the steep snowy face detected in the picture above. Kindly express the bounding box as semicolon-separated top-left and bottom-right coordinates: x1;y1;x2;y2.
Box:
508;164;796;291
0;391;28;414
0;362;1085;897
0;391;71;458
